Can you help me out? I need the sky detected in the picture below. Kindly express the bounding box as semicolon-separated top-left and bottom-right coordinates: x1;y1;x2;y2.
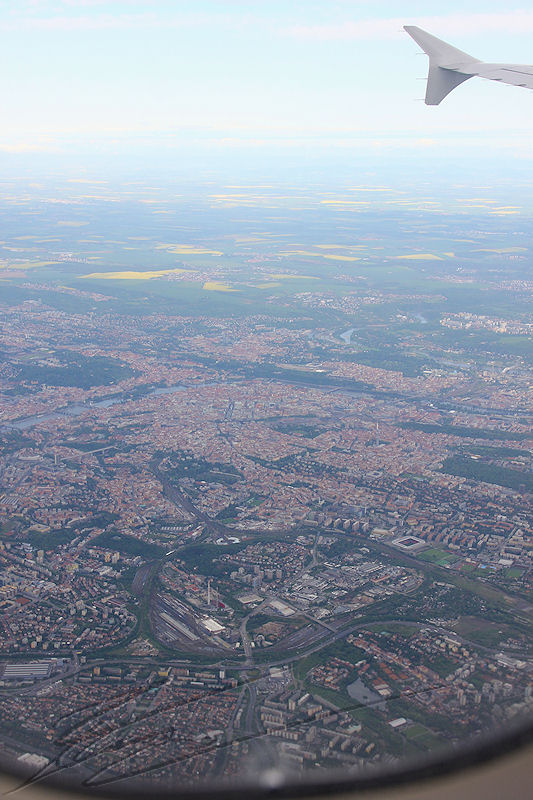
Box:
1;1;533;161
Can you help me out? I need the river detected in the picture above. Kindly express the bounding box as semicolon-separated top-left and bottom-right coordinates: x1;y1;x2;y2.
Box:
3;383;204;431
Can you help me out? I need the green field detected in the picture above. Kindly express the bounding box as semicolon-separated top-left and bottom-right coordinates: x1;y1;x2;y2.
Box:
505;567;525;579
452;616;530;649
401;422;530;441
92;531;164;559
404;723;445;751
365;622;418;639
417;548;456;566
440;456;533;491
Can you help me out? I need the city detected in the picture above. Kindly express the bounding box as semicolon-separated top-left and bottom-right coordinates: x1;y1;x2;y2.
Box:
0;173;531;791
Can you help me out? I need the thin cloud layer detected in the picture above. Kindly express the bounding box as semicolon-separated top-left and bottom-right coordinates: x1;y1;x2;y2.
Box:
284;10;533;40
3;5;533;39
1;3;532;147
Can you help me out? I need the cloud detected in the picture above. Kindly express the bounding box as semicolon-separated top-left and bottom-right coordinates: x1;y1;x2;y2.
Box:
0;141;60;152
16;1;157;8
0;6;240;31
0;11;161;31
6;5;533;39
283;10;533;41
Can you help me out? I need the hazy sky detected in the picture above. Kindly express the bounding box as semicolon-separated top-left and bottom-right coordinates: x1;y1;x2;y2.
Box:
1;1;533;157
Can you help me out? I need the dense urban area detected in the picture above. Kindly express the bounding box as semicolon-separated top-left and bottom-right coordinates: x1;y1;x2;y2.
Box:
0;173;531;791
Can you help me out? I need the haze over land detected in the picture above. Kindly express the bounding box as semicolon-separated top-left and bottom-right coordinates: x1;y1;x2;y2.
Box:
0;156;532;790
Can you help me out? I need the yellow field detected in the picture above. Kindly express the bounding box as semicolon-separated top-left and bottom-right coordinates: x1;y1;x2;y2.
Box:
56;221;90;227
156;243;223;256
0;260;60;270
67;179;108;184
277;250;318;257
78;195;120;201
458;204;497;209
474;247;527;254
229;236;266;244
255;282;282;289
269;273;319;280
320;200;367;205
396;254;444;261
313;244;364;250
203;281;237;292
277;250;359;261
81;268;189;280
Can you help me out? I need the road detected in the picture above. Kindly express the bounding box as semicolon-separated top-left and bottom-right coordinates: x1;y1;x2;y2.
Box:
239;615;254;665
224;615;532;672
243;683;258;735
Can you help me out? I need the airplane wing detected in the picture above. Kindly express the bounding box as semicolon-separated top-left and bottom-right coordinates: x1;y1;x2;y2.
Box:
404;25;533;105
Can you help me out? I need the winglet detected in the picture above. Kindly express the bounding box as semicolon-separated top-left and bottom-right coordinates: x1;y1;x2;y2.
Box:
404;25;480;105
